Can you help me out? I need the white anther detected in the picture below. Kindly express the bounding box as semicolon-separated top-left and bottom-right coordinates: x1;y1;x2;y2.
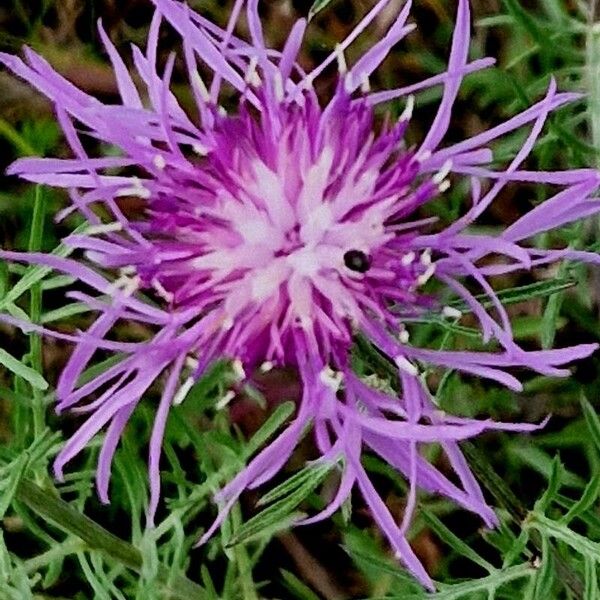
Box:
360;73;370;94
334;44;348;74
135;134;151;147
218;106;228;117
416;149;432;163
153;154;166;170
400;95;415;122
246;56;257;80
399;329;410;344
442;306;462;319
273;72;284;103
298;315;312;330
85;222;123;236
109;273;140;297
245;56;261;87
222;317;234;331
185;356;199;370
192;143;208;156
260;361;274;373
319;366;344;392
118;178;151;199
417;264;436;286
173;377;195;406
122;275;140;297
433;160;453;185
216;389;236;410
191;70;211;103
420;249;432;266
438;180;451;193
401;251;416;266
232;359;246;381
343;73;354;94
394;355;418;376
299;78;314;92
152;278;174;303
119;266;137;276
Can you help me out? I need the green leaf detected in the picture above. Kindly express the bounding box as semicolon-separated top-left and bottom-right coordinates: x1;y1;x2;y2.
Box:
227;509;302;548
0;532;13;583
529;513;600;560
386;563;534;600
0;222;86;310
511;446;583;489
412;279;577;340
0;347;48;390
501;0;545;46
422;510;495;573
76;353;128;387
228;461;334;546
200;565;220;600
0;260;8;300
450;278;576;313
559;470;600;526
41;275;76;290
348;551;424;594
580;396;600;455
245;401;296;458
279;569;321;600
41;302;91;324
13;478;207;600
531;535;555;600
502;528;530;569
76;552;111;600
540;290;563;350
584;556;599;600
308;0;337;20
257;460;333;507
0;453;29;519
533;455;563;514
181;359;230;411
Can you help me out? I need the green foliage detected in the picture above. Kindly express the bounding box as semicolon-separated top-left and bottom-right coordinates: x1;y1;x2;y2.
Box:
1;0;600;598
308;0;337;21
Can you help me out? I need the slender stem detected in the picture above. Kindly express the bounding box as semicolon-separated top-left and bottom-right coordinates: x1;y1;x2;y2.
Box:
28;186;46;439
231;503;259;600
14;477;208;600
587;0;600;168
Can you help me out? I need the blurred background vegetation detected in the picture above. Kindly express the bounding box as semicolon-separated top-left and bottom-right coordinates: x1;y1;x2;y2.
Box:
2;0;600;598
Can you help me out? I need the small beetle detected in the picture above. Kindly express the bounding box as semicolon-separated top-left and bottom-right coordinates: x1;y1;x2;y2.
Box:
344;249;371;273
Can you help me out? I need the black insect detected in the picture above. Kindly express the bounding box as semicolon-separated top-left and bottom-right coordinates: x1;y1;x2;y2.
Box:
343;249;371;273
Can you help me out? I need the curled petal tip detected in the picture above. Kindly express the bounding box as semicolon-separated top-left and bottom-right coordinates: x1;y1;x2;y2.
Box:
52;462;65;482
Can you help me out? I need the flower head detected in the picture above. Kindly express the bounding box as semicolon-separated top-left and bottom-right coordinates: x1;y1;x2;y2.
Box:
2;0;600;589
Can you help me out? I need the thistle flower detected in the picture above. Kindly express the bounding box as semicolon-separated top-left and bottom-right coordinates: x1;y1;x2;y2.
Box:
2;0;600;589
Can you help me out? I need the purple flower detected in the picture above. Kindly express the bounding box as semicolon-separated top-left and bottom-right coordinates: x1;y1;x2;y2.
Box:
2;0;600;589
